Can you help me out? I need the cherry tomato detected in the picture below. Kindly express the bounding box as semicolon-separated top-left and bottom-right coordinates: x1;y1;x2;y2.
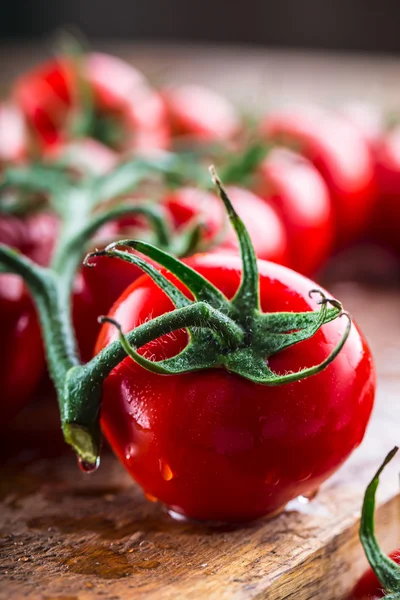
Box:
255;148;334;275
350;550;400;599
162;85;240;143
371;126;400;253
262;106;376;246
14;53;169;152
0;274;45;424
96;254;375;522
163;186;289;265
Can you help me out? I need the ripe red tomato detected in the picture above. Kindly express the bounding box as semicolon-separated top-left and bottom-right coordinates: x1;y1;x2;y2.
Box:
14;53;169;152
162;85;240;143
0;274;45;424
262;106;376;246
163;186;289;266
350;550;400;599
255;148;334;275
96;253;375;522
371;126;400;253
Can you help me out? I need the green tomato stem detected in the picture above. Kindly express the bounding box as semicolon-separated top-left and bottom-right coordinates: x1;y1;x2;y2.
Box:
359;447;400;596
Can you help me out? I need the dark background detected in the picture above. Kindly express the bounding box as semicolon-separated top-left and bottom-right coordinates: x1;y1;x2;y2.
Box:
1;0;400;53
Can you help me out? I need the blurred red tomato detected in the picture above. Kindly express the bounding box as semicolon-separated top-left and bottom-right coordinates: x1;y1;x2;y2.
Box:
14;53;169;153
256;148;334;275
163;186;289;266
262;105;376;247
371;125;400;253
162;85;240;143
0;274;45;424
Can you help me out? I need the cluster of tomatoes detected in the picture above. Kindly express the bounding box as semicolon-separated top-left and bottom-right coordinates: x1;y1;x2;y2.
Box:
0;46;399;597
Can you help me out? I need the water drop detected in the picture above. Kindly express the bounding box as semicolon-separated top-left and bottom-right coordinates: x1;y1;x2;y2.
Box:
78;456;100;474
264;472;280;486
297;494;310;505
297;489;318;505
145;492;158;503
159;459;174;481
125;445;137;461
297;471;312;483
303;488;319;501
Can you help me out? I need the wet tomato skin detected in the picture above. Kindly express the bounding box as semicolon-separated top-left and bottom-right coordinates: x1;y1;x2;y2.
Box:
163;186;290;266
350;550;400;599
256;148;334;275
96;254;375;522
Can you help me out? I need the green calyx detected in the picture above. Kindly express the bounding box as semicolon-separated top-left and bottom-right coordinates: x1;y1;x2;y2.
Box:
359;447;400;598
86;166;351;386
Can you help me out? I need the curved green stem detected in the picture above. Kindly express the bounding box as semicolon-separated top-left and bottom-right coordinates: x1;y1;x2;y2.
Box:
0;164;71;197
0;245;80;389
104;239;229;309
359;447;400;595
53;202;172;292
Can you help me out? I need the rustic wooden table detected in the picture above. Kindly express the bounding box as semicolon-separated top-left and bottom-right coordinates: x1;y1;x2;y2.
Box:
1;43;400;600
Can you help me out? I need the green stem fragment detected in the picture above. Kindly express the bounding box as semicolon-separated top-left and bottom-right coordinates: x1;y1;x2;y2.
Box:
359;447;400;596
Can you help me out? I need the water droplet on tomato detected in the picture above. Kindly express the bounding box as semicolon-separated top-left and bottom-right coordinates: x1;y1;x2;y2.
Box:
264;472;280;486
303;488;319;501
145;492;158;503
297;488;318;505
78;456;100;474
159;459;174;481
297;471;312;483
297;495;310;505
125;444;137;461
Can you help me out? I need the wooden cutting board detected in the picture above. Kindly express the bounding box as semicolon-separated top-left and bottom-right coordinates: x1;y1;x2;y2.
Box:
1;282;400;600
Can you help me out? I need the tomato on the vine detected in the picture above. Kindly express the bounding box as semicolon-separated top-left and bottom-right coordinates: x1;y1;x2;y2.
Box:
96;253;375;522
255;148;333;275
163;186;289;266
262;106;376;246
14;53;169;152
0;211;59;420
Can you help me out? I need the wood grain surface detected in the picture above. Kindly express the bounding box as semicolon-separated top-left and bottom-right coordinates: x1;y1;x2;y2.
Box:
1;44;400;600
